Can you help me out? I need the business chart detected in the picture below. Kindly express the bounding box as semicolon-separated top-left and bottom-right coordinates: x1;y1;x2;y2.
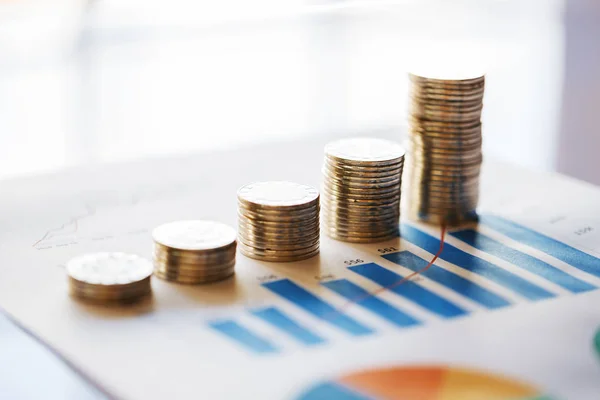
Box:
0;139;599;399
207;215;599;355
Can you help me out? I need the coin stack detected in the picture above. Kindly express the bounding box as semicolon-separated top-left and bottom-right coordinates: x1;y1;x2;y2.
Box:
67;252;153;304
321;137;405;243
152;220;237;284
237;181;320;262
407;72;484;225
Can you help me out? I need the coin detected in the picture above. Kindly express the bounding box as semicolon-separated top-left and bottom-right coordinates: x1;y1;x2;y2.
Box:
237;181;320;262
238;241;319;262
153;220;236;251
152;220;237;284
238;181;319;210
66;252;153;304
407;72;484;225
321;137;404;242
325;137;406;166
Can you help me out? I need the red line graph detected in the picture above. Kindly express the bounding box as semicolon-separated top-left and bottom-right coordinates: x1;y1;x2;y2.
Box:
325;224;447;320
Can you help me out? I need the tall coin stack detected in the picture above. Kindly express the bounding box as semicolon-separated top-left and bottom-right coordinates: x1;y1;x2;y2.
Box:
407;72;484;225
67;252;153;304
321;137;405;243
152;220;237;284
237;181;320;262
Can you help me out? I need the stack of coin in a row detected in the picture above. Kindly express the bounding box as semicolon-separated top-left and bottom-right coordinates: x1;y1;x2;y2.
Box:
321;138;405;243
67;252;153;304
237;181;320;262
152;220;237;284
407;72;484;225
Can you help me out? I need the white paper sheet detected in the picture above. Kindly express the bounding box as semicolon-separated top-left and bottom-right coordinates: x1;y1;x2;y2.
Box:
0;138;599;399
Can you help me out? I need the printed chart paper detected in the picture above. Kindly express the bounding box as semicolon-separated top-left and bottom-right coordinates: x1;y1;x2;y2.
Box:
0;139;599;399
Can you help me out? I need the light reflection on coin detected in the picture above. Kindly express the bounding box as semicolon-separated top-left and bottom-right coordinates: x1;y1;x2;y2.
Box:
325;137;406;165
238;181;319;209
152;220;236;251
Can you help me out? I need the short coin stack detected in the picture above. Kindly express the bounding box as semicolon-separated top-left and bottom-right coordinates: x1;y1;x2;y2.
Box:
321;137;405;243
67;252;153;304
152;220;237;284
407;72;484;225
237;181;320;262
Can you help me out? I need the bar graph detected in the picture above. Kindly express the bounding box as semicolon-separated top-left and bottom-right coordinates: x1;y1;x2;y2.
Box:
263;279;374;336
208;216;600;355
478;214;600;278
382;251;511;309
449;229;596;293
251;307;326;346
208;320;278;354
321;279;421;328
350;263;468;318
400;223;555;301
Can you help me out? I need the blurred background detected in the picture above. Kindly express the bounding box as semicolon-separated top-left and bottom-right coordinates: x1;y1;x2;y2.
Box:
0;0;598;184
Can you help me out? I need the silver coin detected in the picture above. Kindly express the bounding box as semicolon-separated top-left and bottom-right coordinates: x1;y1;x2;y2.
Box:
238;212;319;228
411;89;485;103
153;243;236;260
237;206;319;224
69;279;150;296
153;251;236;268
153;220;236;251
67;252;153;286
321;210;398;222
324;157;404;171
238;181;319;208
325;137;405;165
407;71;484;226
409;72;485;88
238;242;319;262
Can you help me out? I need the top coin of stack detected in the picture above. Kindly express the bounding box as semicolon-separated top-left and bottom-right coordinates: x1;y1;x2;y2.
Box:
237;181;320;262
321;137;405;243
407;72;484;225
67;252;153;304
152;220;237;284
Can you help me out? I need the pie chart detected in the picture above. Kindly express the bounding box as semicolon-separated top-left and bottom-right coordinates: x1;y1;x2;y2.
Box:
297;366;555;400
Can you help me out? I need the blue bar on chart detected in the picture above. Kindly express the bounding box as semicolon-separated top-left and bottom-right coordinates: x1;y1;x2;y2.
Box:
349;263;468;318
263;279;374;336
383;251;511;309
400;223;555;301
450;229;596;293
321;279;421;328
209;320;279;354
478;214;600;278
250;306;326;346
